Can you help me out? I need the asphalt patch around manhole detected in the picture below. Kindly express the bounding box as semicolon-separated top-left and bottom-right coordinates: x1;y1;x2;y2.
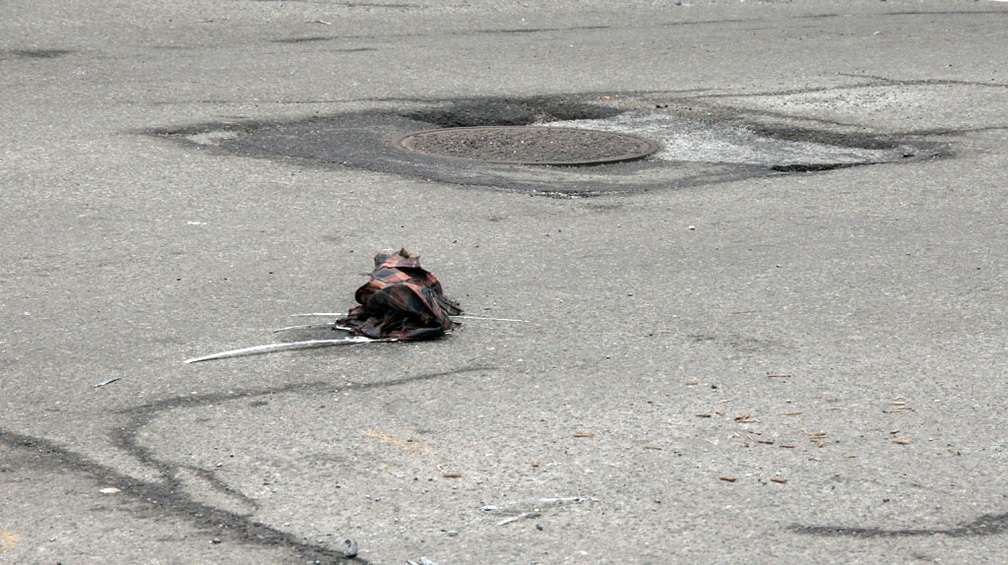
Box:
154;93;944;197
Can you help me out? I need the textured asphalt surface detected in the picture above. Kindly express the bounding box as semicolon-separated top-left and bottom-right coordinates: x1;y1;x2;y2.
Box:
2;1;1007;563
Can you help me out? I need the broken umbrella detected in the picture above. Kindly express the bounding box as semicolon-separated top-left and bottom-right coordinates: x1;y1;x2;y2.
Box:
185;248;461;363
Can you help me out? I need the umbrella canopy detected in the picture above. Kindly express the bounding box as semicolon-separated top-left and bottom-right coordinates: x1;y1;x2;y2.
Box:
338;248;462;340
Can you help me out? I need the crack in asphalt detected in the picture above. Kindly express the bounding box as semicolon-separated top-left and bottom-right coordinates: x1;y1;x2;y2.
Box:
791;511;1008;538
0;427;357;563
2;365;493;563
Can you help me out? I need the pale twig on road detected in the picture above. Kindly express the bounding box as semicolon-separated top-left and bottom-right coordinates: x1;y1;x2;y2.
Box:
184;337;392;364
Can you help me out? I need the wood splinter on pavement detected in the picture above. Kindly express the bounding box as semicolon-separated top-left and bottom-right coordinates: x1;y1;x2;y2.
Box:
573;432;595;438
497;512;541;526
719;476;738;482
184;337;391;363
406;558;441;565
481;496;585;513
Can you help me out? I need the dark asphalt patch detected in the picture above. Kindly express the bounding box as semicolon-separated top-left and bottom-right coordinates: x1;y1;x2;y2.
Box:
402;95;624;128
151;93;943;197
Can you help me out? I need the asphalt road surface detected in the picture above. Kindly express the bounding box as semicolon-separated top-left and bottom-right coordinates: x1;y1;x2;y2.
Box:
2;1;1007;563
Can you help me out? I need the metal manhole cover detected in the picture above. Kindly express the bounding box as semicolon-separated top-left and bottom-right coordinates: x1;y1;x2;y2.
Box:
394;125;660;166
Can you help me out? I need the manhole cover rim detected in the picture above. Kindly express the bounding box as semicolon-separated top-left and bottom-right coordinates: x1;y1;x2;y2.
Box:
392;125;661;166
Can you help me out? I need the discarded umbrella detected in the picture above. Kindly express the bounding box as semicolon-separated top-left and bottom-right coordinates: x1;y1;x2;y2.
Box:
337;247;461;340
185;248;461;363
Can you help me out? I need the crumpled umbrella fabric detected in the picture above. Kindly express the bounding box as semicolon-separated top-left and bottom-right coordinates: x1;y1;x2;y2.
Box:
337;249;462;340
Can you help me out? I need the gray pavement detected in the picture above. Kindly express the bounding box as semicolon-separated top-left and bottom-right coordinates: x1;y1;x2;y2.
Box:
2;1;1007;563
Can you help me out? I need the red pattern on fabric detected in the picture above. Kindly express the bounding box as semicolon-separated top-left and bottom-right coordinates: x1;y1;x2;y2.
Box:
338;249;461;340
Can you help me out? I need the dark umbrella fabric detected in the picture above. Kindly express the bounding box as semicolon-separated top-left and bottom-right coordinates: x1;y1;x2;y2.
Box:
337;249;462;340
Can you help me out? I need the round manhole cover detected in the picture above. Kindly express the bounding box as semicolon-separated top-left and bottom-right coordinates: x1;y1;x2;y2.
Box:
394;125;660;166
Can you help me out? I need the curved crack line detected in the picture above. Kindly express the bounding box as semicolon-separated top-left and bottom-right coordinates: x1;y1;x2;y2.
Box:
179;463;260;515
836;73;1008;89
110;366;495;518
112;365;496;547
4;366;494;563
119;365;494;417
790;511;1008;538
0;428;361;563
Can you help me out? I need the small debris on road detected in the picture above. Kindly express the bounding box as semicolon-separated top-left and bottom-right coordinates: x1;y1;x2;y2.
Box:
406;558;440;565
481;496;585;513
343;538;358;558
497;512;540;526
